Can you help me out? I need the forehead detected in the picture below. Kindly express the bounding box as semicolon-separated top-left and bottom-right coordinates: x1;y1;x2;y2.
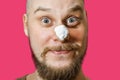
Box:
28;0;84;14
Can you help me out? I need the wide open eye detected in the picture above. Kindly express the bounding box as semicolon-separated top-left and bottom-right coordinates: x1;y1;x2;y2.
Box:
41;17;51;24
39;16;53;27
66;16;81;27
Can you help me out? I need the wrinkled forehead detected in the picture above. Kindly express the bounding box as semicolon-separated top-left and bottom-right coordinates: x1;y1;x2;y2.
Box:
27;0;84;14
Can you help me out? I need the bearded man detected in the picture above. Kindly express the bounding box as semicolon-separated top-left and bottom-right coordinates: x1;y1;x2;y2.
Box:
17;0;88;80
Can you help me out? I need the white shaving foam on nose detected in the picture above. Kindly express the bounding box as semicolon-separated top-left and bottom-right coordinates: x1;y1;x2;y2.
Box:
54;25;69;41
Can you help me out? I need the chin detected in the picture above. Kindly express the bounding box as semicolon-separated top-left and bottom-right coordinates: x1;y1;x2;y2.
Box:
46;59;73;69
32;51;83;80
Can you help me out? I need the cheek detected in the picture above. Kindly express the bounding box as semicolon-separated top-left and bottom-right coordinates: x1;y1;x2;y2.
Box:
69;26;85;43
28;27;51;55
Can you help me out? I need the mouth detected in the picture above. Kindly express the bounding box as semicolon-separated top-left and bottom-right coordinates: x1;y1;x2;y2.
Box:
44;50;75;68
46;50;74;58
41;43;80;57
51;50;71;55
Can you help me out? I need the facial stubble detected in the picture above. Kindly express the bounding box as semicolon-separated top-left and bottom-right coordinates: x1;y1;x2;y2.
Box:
30;40;87;80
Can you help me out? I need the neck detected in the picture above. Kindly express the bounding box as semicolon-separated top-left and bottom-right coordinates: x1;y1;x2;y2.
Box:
27;69;87;80
75;69;87;80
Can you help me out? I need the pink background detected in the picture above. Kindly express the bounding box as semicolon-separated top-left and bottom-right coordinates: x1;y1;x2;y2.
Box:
0;0;120;80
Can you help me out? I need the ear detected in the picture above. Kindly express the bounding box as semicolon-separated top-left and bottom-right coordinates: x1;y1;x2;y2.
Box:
84;10;88;24
85;10;88;18
23;14;29;37
84;10;88;20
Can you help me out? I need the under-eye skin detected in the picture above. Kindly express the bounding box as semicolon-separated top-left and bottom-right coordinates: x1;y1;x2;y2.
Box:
40;16;52;27
65;16;82;28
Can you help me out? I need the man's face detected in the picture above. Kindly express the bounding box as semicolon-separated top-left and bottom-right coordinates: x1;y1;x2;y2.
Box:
24;0;87;79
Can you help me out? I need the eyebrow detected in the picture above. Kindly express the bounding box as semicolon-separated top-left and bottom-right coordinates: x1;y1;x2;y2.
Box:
68;5;83;13
34;5;83;14
34;6;51;14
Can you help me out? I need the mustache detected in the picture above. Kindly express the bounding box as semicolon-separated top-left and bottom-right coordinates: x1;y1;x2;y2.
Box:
41;43;81;57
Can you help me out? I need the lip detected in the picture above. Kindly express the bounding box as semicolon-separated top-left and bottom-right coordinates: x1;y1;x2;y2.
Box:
51;50;71;55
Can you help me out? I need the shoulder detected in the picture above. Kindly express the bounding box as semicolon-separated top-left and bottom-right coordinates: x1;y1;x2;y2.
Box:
86;77;90;80
16;75;27;80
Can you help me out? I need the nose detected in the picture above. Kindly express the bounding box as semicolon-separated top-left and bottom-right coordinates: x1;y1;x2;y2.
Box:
52;25;70;42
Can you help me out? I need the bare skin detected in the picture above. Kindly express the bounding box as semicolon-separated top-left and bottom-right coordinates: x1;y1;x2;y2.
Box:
23;0;88;80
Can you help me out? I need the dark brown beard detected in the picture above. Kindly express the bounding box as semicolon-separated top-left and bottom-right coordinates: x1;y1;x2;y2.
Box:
31;42;87;80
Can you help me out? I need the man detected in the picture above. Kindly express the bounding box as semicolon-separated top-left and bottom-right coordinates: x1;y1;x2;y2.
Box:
18;0;88;80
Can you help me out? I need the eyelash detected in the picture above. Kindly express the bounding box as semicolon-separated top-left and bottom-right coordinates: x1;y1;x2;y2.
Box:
39;16;53;27
39;16;82;27
64;16;82;27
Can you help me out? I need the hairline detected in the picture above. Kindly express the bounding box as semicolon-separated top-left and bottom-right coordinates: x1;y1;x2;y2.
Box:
26;0;84;15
